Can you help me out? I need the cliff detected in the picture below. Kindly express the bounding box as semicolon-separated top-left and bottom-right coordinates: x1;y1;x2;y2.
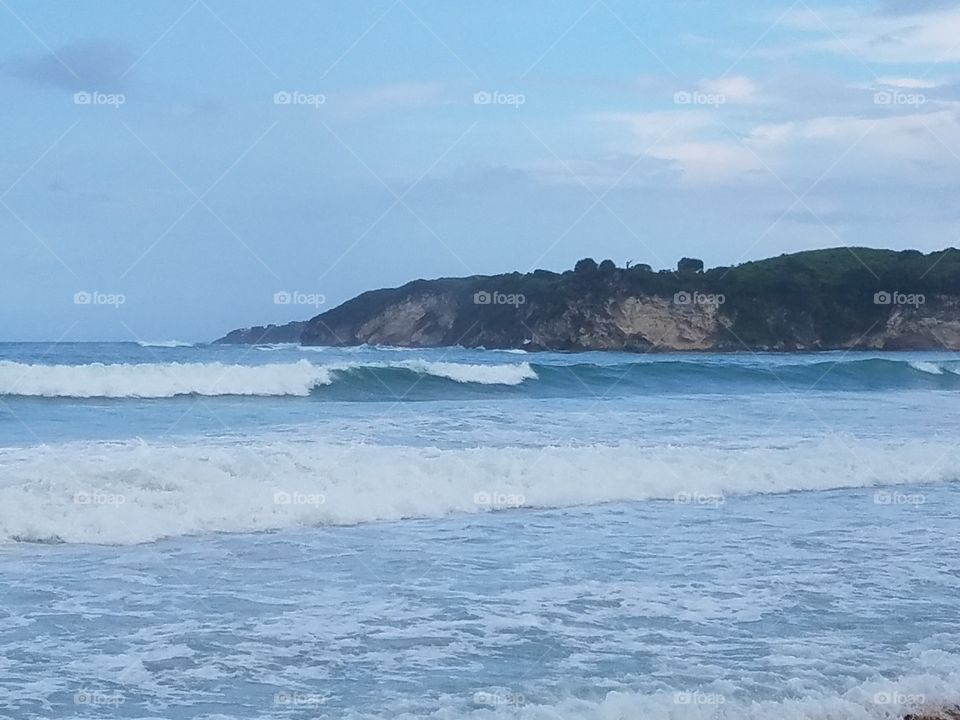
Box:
218;248;960;351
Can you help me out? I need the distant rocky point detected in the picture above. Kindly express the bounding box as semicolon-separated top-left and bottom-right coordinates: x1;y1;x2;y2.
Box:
216;247;960;351
217;322;306;345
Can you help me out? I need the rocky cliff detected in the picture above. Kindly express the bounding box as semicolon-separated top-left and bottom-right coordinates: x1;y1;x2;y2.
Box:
218;248;960;352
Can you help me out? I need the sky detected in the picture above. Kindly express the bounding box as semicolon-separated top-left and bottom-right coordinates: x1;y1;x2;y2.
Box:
2;0;960;341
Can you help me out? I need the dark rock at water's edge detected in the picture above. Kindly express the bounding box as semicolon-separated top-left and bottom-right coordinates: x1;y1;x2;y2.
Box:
905;708;960;719
216;322;306;345
216;247;960;351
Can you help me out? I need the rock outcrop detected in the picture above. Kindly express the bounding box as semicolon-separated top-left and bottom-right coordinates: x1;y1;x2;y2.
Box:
217;247;960;351
217;322;306;345
904;708;960;720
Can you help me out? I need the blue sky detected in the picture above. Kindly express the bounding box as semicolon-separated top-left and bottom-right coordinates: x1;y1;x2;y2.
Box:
2;0;960;340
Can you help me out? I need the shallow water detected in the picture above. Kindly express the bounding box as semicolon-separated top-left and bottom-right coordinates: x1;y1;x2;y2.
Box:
0;343;957;719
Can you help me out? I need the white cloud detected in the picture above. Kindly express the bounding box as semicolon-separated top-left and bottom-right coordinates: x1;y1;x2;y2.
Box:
698;75;760;103
746;108;960;183
594;111;762;183
876;76;940;89
590;102;960;188
332;82;447;117
783;4;960;63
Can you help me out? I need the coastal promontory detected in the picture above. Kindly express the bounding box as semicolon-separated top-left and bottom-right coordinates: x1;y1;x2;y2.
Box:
217;247;960;351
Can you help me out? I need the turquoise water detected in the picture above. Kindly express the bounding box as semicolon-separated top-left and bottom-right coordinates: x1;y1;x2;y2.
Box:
1;343;958;719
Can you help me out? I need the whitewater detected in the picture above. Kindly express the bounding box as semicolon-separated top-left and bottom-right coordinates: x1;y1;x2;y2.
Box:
2;354;960;399
1;342;957;720
0;435;956;545
0;358;538;397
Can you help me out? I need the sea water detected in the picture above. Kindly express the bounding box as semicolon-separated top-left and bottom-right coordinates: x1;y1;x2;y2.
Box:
1;342;958;719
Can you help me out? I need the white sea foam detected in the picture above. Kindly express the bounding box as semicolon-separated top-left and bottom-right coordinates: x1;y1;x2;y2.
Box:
0;359;537;397
136;340;193;348
395;359;537;385
909;360;945;375
0;360;333;398
421;662;960;720
1;437;956;544
254;343;302;351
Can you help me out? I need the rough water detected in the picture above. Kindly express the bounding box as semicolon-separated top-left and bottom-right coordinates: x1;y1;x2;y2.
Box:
1;342;957;719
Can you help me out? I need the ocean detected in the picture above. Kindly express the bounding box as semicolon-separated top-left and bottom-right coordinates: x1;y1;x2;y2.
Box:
1;342;958;719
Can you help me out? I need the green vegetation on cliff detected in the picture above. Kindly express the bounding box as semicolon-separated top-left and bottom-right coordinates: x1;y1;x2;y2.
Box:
218;247;960;351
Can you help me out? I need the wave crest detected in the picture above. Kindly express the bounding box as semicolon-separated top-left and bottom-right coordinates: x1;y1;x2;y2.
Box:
1;437;956;544
136;340;193;348
0;360;537;398
0;360;333;398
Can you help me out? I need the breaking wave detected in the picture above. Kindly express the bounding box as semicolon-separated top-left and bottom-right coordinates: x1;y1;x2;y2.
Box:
2;356;960;399
0;360;537;398
136;340;194;348
430;660;960;720
0;360;334;398
1;437;956;544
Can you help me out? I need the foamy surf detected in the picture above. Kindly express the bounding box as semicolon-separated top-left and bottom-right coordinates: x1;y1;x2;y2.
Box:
0;359;537;398
136;340;194;348
396;359;537;385
0;360;334;398
909;360;947;375
1;437;956;544
434;665;960;720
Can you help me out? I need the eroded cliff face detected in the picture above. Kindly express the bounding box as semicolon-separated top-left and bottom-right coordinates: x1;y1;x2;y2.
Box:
608;296;724;351
297;285;960;352
354;293;459;346
219;248;960;350
856;299;960;350
507;295;726;351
